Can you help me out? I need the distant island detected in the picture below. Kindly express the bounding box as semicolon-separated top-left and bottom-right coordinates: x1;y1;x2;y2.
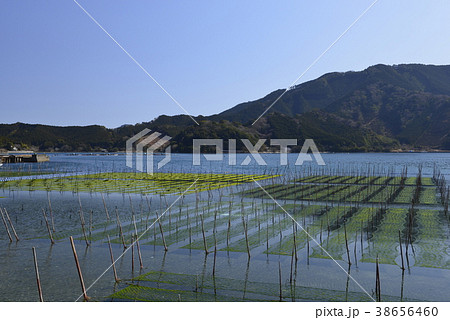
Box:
1;63;449;153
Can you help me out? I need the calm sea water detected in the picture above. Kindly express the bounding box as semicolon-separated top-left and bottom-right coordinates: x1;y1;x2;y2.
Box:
0;153;449;302
5;152;450;180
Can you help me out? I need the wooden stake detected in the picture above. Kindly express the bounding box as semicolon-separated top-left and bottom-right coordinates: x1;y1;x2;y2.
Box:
42;209;55;244
278;261;283;302
375;255;381;302
226;212;231;248
132;214;144;269
107;236;119;282
408;232;416;256
78;209;89;246
115;208;126;249
405;236;410;269
0;208;13;242
47;193;55;232
399;230;405;271
32;247;44;302
135;236;144;270
69;236;89;301
131;235;135;273
360;221;364;256
88;210;93;242
200;213;208;255
3;208;19;241
212;239;217;277
320;219;323;244
306;227;310;264
344;223;351;265
243;218;251;259
156;211;168;251
293;223;298;262
102;193;110;221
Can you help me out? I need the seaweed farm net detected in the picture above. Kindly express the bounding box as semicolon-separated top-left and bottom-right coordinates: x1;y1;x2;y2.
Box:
0;172;277;195
0;170;449;302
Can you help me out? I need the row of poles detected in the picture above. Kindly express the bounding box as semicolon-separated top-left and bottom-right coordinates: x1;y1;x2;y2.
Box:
2;166;444;302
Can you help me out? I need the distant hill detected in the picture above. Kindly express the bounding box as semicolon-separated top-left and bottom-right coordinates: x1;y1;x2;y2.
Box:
211;64;450;150
0;123;114;152
1;64;449;152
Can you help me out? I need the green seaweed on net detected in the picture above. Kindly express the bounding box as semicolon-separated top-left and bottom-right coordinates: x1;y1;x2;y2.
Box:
312;207;376;261
110;270;414;302
266;206;351;256
418;187;439;205
392;186;416;204
0;172;277;195
224;205;324;253
413;209;450;269
362;208;408;265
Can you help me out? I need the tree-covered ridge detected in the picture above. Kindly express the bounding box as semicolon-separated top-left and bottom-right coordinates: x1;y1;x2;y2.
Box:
1;64;449;152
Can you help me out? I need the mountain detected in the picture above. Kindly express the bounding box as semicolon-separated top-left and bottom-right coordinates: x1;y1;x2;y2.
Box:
214;64;450;122
212;64;450;150
0;64;449;152
0;123;114;152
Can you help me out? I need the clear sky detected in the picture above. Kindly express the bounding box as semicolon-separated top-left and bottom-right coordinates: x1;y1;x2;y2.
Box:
1;0;450;128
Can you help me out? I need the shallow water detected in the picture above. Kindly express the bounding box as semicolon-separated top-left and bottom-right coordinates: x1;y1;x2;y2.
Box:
0;153;449;302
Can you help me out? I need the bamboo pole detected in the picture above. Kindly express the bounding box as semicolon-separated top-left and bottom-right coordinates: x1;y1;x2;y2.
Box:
375;255;381;302
360;221;364;256
115;208;127;249
200;213;208;255
3;208;19;241
132;214;143;269
408;232;415;256
188;213;192;246
42;209;55;244
69;236;89;301
320;219;323;244
0;208;13;242
32;247;44;302
78;209;89;247
135;237;143;270
289;245;294;285
344;223;351;265
399;230;405;271
278;261;283;302
212;238;217;277
306;227;310;264
88;210;93;242
131;235;135;273
47;193;55;232
243;218;251;259
102;193;110;221
226;211;231;248
155;211;168;251
293;222;298;262
107;236;119;282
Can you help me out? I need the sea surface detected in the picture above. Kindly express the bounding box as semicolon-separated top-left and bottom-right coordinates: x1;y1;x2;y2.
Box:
0;152;449;302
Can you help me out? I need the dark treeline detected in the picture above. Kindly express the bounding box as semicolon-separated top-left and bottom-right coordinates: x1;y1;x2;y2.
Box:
1;64;449;152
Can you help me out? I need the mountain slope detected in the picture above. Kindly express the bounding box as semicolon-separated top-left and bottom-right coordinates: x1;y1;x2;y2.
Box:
1;64;449;152
212;64;450;149
214;64;450;122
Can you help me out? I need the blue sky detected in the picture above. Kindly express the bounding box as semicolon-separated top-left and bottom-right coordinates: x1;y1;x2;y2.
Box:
1;0;450;128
